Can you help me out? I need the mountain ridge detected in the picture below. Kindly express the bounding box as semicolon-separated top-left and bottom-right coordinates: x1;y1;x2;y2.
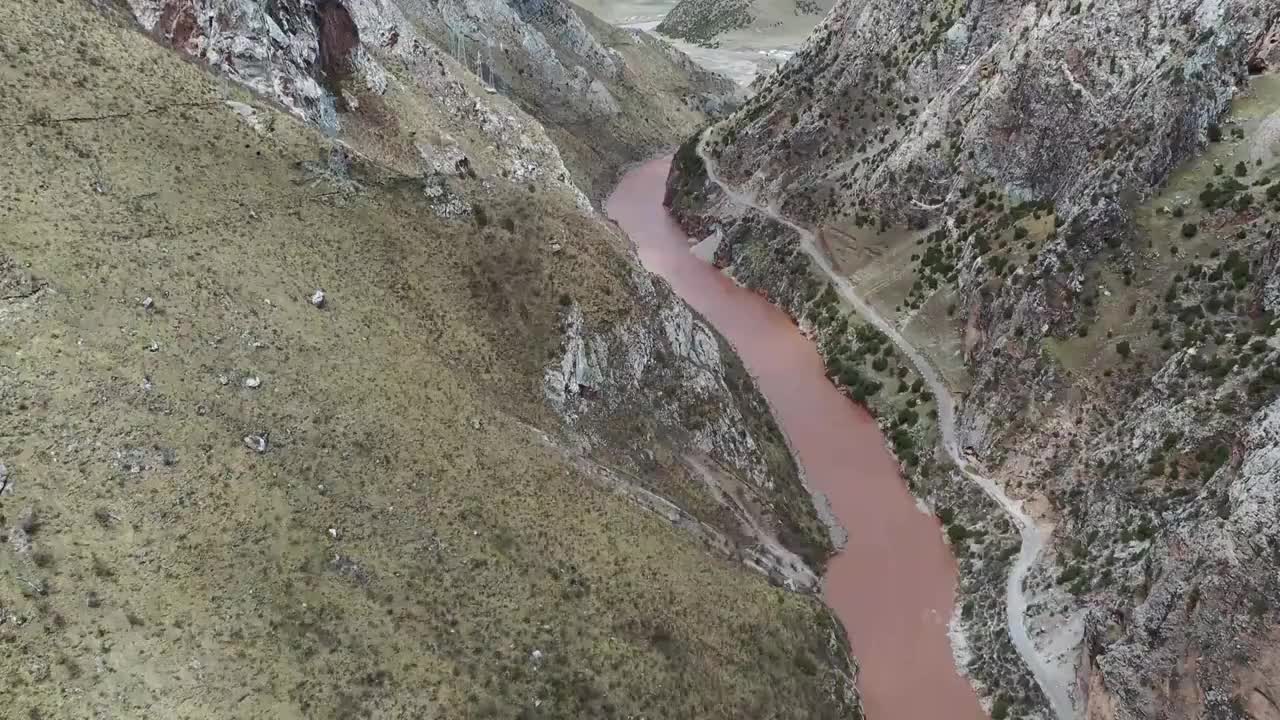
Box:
665;0;1280;717
0;1;862;717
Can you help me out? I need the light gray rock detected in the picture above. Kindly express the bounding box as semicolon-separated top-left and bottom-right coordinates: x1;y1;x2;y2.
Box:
243;433;268;454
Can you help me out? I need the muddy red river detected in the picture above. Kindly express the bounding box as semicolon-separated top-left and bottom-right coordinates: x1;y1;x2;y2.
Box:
607;156;988;720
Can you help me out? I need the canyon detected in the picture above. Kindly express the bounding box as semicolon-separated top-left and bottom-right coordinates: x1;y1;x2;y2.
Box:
610;155;982;719
3;0;1279;719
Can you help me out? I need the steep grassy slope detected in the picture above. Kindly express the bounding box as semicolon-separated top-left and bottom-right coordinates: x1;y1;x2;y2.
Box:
0;2;856;718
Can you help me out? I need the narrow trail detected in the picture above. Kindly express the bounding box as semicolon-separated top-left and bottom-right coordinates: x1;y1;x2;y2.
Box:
695;132;1076;720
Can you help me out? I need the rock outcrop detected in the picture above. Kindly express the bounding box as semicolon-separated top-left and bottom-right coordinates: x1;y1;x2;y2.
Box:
123;0;739;198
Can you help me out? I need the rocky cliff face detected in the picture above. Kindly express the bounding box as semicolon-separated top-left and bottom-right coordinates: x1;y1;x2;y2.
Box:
667;0;1280;718
0;0;858;718
122;0;739;197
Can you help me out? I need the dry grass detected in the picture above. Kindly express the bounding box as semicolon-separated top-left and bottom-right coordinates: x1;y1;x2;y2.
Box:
0;2;850;718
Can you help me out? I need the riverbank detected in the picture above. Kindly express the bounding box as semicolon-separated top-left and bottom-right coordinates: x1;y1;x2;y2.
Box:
662;131;1066;718
608;155;988;719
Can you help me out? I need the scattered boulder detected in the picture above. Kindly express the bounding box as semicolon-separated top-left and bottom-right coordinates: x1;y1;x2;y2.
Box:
18;507;39;533
243;433;268;453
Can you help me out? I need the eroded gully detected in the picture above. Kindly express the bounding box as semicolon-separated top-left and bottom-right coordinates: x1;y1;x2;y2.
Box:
607;156;988;720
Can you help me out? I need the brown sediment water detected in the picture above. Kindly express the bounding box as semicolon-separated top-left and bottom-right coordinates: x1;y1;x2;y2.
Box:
606;156;989;720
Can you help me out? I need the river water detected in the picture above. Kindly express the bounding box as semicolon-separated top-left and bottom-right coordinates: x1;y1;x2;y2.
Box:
606;156;988;720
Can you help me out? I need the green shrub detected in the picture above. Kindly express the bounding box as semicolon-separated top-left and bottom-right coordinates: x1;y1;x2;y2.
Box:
1135;519;1155;541
891;429;914;453
1058;564;1082;584
1116;340;1132;358
1201;178;1247;209
1181;223;1198;238
839;365;865;388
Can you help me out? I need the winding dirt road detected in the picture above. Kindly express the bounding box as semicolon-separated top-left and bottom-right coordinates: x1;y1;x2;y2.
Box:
695;131;1076;720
